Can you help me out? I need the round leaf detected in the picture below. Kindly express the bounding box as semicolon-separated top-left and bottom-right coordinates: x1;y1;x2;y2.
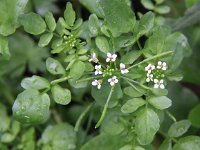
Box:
121;98;146;114
135;107;160;145
64;2;76;27
51;85;71;105
46;57;65;75
69;60;85;80
168;120;191;138
12;89;50;124
38;33;53;47
148;96;172;110
173;136;200;150
95;36;110;54
89;14;99;35
45;11;56;32
21;75;50;90
188;104;200;128
19;12;46;35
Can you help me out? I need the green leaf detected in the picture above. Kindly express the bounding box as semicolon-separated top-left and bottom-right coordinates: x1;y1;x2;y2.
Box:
121;98;146;114
154;5;170;14
38;33;53;47
40;123;76;150
135;107;160;145
51;85;71;105
0;0;28;36
72;18;83;30
12;89;50;124
173;136;200;150
46;57;65;75
124;86;145;98
0;103;11;132
69;60;85;80
159;139;172;150
64;2;76;27
0;35;10;59
81;134;126;150
148;96;172;110
19;12;46;35
89;14;99;36
138;12;155;37
79;0;103;18
141;0;155;10
188;104;200;128
21;75;50;90
101;110;125;135
168;120;191;138
121;51;142;64
45;11;56;32
95;36;110;53
91;81;123;108
20;128;35;150
98;0;136;36
119;145;132;150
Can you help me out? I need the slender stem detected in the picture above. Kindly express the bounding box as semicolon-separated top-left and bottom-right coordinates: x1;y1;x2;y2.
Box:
76;75;102;83
121;76;150;90
127;51;173;70
74;103;93;132
126;79;145;94
137;40;142;50
159;130;178;143
95;87;114;128
166;110;177;122
50;76;70;85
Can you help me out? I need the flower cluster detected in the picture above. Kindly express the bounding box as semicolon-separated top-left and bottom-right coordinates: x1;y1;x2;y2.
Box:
145;61;167;89
89;53;129;89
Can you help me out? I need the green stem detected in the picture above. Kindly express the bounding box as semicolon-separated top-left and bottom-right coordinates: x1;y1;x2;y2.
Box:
127;51;173;70
126;79;145;94
137;40;142;50
76;75;101;83
121;76;150;90
166;110;177;122
74;103;93;132
95;87;114;128
50;76;70;85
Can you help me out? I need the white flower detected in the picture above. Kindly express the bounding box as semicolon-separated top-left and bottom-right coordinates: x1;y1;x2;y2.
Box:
106;53;117;62
92;80;102;89
94;65;103;75
146;73;153;82
145;64;155;73
89;53;99;63
120;63;129;74
157;61;167;70
154;79;165;89
108;76;118;86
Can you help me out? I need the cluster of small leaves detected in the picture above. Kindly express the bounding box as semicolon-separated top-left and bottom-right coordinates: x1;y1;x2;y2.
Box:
3;0;199;150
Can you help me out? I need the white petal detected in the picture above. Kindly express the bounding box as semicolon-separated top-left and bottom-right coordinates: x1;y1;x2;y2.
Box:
95;71;99;75
110;81;115;86
107;53;112;57
158;61;162;65
154;84;159;88
106;58;110;62
125;69;129;73
112;76;117;79
95;65;98;69
162;67;167;70
154;79;158;83
98;71;103;74
120;63;125;69
112;54;117;59
146;78;150;82
160;84;165;89
92;53;96;58
148;70;152;74
89;58;92;62
108;78;112;82
114;79;118;83
151;65;155;70
163;62;167;66
157;65;161;69
92;80;97;86
145;66;149;71
160;79;164;84
121;70;125;74
97;84;101;89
